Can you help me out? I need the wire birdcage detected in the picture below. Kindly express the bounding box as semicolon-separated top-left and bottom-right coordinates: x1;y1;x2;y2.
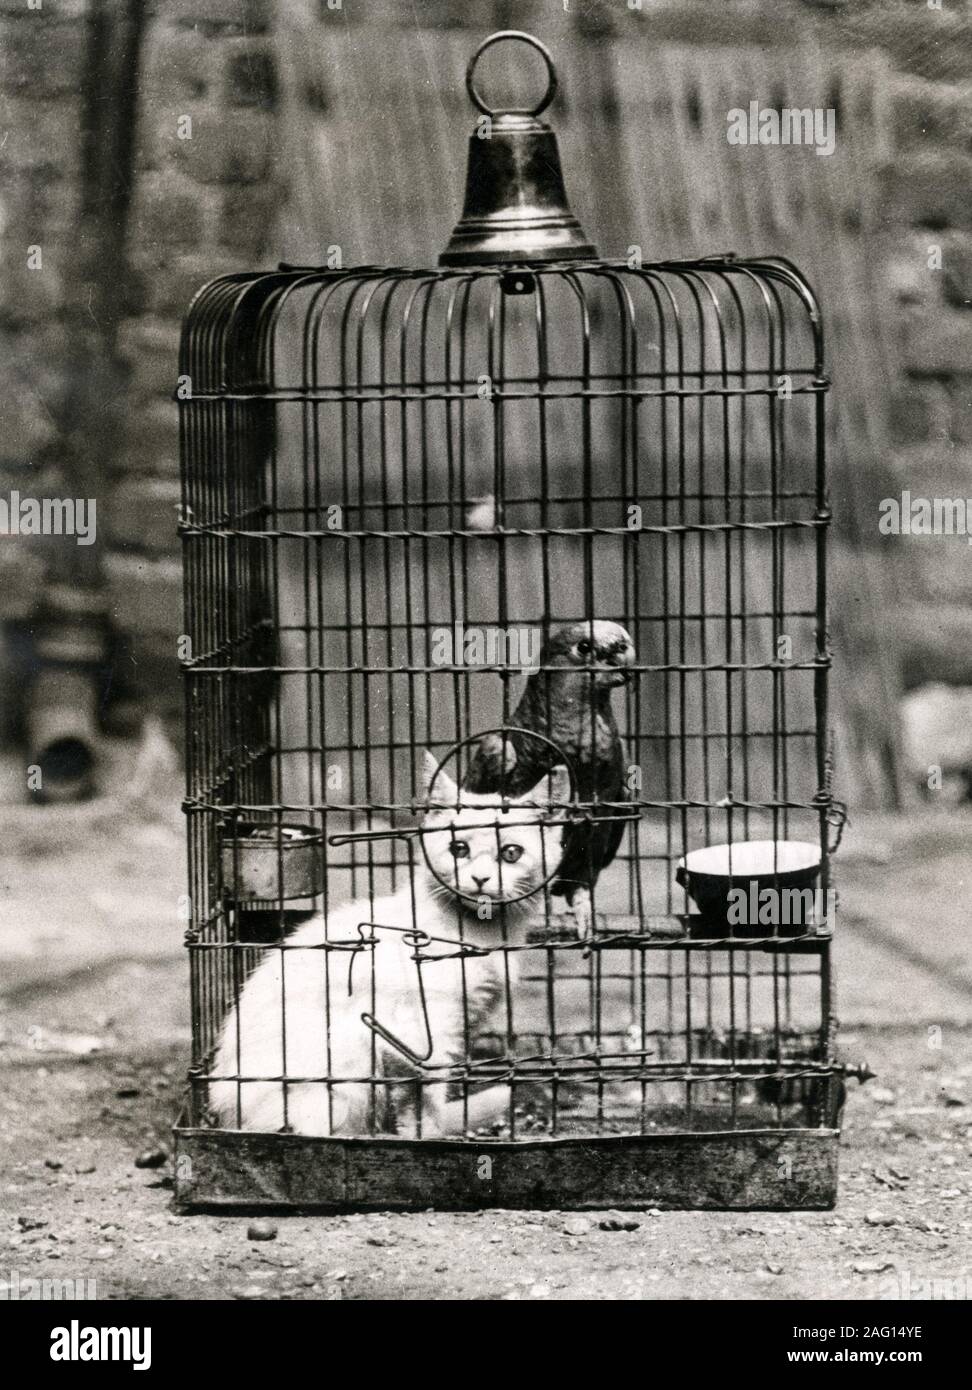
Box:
174;32;850;1211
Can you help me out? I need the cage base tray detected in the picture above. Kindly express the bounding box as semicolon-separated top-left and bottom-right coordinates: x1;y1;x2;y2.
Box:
173;1123;838;1212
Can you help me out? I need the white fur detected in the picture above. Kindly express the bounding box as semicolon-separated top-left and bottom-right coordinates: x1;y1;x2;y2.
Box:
209;756;569;1136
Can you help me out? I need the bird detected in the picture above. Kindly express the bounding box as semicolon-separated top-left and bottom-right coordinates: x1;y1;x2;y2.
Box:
463;620;637;928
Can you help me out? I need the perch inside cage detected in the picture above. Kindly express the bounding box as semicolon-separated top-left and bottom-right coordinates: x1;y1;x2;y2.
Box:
175;31;846;1211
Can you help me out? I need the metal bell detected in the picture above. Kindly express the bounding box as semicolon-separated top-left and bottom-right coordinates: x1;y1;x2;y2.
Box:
440;31;596;267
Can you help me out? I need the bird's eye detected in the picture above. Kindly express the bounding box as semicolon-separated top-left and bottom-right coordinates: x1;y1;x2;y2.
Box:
449;841;470;859
500;844;523;864
575;639;592;657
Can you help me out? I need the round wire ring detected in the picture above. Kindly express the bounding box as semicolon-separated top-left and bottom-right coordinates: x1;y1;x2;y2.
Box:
420;728;575;905
465;30;558;119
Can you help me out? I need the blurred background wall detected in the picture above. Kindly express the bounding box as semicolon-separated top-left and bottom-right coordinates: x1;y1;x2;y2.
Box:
0;0;970;809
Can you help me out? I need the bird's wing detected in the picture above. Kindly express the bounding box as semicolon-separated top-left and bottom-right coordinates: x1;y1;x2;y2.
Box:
463;730;519;793
552;762;637;900
599;795;637;872
551;810;635;901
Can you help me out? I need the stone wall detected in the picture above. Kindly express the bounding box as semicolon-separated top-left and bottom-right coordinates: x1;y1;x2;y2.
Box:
870;2;972;689
2;0;972;759
116;0;281;711
0;0;90;630
0;0;281;728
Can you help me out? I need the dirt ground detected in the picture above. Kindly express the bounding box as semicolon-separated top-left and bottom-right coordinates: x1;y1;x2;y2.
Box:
1;734;971;1300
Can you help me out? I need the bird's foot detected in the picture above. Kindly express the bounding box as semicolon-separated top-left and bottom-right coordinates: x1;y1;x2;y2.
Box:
569;888;594;945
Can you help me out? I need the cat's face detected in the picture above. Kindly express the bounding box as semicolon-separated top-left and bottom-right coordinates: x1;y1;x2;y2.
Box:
420;751;570;907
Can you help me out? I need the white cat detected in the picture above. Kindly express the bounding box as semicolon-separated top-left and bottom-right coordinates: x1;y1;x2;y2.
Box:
209;753;569;1138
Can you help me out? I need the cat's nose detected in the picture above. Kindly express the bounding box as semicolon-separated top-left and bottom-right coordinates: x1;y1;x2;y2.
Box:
472;874;490;890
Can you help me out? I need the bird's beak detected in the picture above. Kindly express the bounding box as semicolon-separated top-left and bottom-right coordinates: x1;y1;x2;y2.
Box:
602;641;635;683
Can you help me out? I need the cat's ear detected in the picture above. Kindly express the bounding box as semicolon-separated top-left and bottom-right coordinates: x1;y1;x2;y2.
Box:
421;750;459;806
420;749;438;798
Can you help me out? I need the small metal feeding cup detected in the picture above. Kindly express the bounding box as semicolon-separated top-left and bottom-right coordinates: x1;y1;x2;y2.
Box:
220;822;324;903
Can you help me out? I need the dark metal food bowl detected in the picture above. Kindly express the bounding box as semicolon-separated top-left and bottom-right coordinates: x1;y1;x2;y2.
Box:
220;822;324;903
675;839;823;938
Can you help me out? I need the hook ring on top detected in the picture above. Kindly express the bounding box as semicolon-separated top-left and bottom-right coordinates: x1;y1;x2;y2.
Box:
466;30;558;119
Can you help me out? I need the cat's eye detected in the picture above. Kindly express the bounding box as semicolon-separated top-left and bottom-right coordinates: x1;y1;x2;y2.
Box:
575;639;592;656
449;840;470;858
500;844;523;864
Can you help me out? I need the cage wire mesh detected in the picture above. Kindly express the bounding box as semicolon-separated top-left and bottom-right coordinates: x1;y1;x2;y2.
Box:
176;34;842;1209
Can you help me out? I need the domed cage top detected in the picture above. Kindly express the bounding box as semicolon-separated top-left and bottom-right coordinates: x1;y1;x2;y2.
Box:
174;34;846;1212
